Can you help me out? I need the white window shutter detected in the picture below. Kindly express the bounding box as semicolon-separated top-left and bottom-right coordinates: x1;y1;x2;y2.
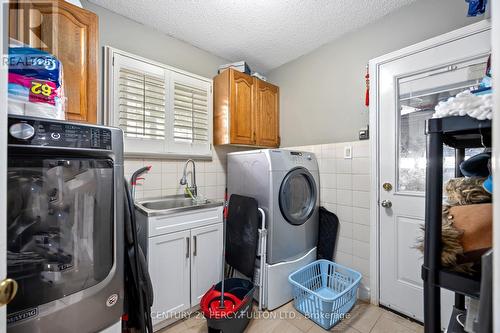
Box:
112;54;168;155
109;49;213;157
168;72;212;156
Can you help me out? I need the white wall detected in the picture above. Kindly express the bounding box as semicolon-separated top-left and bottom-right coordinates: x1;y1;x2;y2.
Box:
287;140;372;300
267;0;486;147
80;0;230;122
125;146;247;202
80;1;250;195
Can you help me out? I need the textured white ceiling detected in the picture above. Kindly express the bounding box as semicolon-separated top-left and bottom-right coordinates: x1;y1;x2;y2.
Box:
88;0;417;72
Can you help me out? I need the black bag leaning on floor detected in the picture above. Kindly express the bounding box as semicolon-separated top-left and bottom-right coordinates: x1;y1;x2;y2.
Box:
316;206;339;261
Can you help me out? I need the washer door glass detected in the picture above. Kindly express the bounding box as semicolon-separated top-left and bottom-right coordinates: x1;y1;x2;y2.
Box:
7;157;114;315
279;168;317;226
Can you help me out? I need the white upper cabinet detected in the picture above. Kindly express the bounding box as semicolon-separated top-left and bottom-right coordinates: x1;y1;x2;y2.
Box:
106;48;213;158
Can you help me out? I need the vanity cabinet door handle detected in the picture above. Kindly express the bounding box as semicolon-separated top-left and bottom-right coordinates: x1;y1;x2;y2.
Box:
186;237;190;258
193;236;197;256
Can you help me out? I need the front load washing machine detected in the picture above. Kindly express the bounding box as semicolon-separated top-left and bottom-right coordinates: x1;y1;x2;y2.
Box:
228;149;319;309
7;115;123;332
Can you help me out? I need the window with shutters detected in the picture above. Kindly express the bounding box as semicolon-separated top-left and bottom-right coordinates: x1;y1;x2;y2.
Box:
107;48;213;157
118;68;166;140
169;72;212;155
174;83;208;143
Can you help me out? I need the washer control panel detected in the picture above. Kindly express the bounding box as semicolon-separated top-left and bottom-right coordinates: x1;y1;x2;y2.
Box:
8;117;112;150
9;122;35;140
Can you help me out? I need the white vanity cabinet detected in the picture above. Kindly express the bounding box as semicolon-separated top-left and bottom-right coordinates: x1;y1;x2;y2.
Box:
190;223;223;306
148;230;191;323
142;205;224;329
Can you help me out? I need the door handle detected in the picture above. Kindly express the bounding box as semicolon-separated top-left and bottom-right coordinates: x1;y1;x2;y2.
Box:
193;236;197;256
382;182;393;191
0;278;18;307
381;200;392;208
186;237;190;258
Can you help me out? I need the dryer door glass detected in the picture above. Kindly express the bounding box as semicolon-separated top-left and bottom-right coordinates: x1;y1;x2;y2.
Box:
279;167;317;226
7;157;114;315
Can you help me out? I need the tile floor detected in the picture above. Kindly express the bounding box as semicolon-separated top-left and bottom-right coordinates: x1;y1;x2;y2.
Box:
159;302;423;333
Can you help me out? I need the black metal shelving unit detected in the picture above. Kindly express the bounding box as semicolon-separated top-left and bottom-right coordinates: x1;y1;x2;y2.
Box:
422;116;491;333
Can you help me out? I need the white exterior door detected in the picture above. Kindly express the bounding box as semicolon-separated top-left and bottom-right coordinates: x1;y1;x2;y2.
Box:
190;224;223;306
375;25;491;325
148;230;191;325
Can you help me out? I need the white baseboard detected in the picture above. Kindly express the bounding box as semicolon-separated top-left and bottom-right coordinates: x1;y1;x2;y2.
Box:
358;284;371;302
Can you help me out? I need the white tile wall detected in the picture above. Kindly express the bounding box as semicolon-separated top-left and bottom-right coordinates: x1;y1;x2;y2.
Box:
288;140;371;300
124;146;248;201
128;141;372;300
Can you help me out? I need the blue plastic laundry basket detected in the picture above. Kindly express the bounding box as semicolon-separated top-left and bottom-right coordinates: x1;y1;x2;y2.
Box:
288;259;362;330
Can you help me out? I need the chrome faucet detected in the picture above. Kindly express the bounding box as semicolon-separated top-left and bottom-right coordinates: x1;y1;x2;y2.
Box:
180;159;197;197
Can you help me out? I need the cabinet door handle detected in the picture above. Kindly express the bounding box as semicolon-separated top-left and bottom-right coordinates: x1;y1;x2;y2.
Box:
186;237;190;258
193;236;197;256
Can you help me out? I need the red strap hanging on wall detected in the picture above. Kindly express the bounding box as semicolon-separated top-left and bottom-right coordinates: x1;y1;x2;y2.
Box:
364;64;370;107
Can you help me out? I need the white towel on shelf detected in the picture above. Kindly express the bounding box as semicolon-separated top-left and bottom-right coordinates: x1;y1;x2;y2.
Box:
432;90;493;120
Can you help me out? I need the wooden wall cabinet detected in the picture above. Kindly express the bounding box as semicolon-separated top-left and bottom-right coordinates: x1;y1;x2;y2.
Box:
9;0;98;123
254;78;280;147
214;68;280;147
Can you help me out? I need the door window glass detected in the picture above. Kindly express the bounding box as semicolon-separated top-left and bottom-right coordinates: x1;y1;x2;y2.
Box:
397;57;488;192
7;158;114;313
279;168;317;225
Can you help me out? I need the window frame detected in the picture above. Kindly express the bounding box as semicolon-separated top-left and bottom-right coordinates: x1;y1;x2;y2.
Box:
104;47;213;159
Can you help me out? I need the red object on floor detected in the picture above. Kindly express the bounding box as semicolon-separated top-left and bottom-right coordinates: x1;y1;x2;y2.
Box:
200;287;243;319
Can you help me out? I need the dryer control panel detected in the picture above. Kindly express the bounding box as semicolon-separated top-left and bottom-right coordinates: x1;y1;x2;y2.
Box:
268;149;318;171
289;151;313;162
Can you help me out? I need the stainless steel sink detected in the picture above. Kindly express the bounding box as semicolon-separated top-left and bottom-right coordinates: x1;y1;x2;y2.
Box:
135;195;222;216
